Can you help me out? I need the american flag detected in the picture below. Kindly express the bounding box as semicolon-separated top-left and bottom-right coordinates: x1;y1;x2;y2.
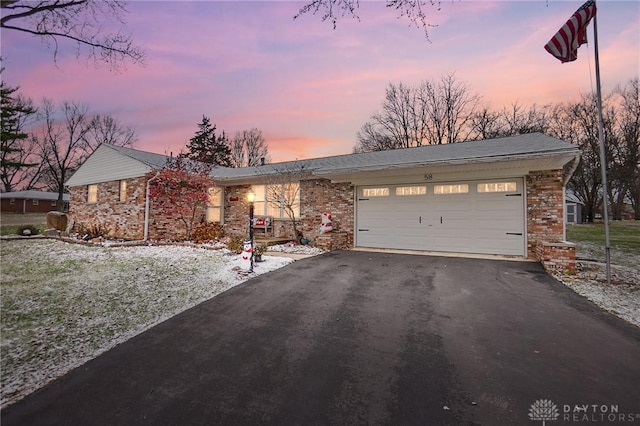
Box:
544;0;597;63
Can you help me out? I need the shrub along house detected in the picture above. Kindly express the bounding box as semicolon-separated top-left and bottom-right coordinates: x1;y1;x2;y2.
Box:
65;133;581;273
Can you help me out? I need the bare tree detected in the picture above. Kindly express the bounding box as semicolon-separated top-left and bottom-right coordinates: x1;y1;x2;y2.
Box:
499;102;551;136
354;74;480;152
469;107;504;140
295;0;441;39
32;99;92;209
421;73;480;144
230;128;270;167
264;161;310;242
354;121;396;152
33;100;137;208
1;0;145;69
229;136;245;169
615;78;640;219
564;93;606;222
88;114;137;147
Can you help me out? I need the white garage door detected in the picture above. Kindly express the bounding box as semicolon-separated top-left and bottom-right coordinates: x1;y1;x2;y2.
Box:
356;179;525;256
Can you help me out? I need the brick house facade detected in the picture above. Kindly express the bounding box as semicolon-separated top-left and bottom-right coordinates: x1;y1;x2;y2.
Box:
69;170;571;262
65;134;581;272
221;180;354;247
70;177;147;239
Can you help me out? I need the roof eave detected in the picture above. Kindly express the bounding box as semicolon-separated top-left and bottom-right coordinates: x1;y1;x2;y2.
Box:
311;149;580;176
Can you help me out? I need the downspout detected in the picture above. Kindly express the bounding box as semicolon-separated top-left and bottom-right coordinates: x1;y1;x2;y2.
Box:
563;154;581;186
144;172;161;241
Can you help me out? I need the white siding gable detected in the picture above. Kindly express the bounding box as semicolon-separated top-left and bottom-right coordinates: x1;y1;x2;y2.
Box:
66;145;153;187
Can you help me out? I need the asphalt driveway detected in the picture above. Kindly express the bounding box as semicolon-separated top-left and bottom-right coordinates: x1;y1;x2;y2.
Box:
2;250;640;425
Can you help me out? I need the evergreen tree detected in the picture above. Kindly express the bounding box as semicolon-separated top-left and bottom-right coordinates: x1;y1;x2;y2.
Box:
1;78;38;192
181;116;232;167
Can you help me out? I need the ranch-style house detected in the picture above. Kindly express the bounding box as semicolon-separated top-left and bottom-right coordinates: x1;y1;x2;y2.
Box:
65;133;581;274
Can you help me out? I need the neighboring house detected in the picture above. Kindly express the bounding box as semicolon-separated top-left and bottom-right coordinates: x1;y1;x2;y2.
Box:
65;133;581;272
565;190;583;225
0;190;70;213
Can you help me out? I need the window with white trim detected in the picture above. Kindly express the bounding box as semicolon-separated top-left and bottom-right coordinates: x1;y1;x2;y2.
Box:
477;182;517;193
362;187;389;197
434;184;469;195
206;187;223;222
396;186;427;196
251;183;300;218
88;184;98;203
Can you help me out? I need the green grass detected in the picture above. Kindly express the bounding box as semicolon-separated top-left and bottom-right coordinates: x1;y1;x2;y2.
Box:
0;224;47;236
567;221;640;252
566;221;640;269
0;213;47;236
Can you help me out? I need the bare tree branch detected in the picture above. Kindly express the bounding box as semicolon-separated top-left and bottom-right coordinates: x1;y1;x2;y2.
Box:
295;0;440;39
1;0;145;70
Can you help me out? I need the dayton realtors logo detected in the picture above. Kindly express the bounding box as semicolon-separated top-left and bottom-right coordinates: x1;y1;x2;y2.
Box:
529;400;560;425
529;399;640;424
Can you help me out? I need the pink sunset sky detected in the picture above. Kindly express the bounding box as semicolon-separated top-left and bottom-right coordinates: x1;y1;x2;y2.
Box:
1;1;638;162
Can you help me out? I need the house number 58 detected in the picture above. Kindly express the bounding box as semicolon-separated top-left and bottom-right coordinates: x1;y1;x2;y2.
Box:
424;174;433;181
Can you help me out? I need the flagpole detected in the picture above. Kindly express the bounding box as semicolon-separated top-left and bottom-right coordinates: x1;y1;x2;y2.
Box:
592;6;612;284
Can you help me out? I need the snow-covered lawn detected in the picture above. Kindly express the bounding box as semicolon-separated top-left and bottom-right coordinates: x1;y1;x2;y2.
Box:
558;261;640;329
0;238;305;408
556;234;640;329
1;238;637;409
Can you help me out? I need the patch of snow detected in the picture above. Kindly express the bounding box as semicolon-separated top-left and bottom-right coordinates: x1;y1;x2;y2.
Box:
0;239;311;408
558;261;640;328
266;242;324;255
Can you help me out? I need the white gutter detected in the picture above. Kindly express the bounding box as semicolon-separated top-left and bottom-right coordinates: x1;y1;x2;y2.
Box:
562;153;581;186
311;149;581;176
562;153;581;242
144;172;161;241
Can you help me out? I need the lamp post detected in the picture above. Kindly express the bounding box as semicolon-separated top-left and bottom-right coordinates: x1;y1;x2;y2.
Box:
247;190;255;273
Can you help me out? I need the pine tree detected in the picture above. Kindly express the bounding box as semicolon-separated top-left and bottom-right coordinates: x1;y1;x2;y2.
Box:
1;79;37;192
181;116;232;167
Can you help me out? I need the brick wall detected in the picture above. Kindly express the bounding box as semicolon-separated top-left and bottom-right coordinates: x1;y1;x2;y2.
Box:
147;198;207;241
70;176;209;241
526;170;565;256
299;179;354;245
68;170;574;270
69;177;147;240
526;170;576;274
223;185;253;237
536;241;577;275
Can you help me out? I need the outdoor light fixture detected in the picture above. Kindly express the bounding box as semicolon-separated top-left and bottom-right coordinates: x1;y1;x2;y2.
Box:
247;190;255;272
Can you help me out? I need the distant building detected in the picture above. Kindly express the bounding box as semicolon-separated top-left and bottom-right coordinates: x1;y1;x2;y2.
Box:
0;191;70;213
565;190;583;225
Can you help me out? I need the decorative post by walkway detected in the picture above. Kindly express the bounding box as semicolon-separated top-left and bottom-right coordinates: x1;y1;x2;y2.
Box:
247;190;255;273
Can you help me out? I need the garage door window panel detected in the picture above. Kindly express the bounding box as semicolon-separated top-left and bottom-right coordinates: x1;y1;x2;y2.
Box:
477;182;517;193
434;184;469;195
396;186;427;196
362;188;389;197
